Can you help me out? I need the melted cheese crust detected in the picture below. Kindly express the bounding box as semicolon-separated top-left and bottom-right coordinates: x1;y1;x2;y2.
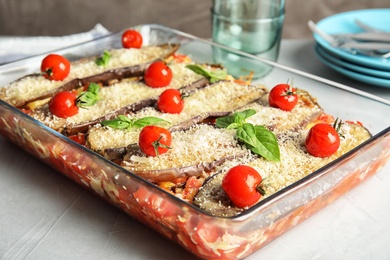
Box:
242;91;322;134
194;122;371;217
30;61;204;130
122;124;251;171
87;80;266;151
0;46;175;106
215;123;370;197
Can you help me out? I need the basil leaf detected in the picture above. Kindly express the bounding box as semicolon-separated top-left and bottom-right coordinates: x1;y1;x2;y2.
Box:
234;109;256;122
185;64;208;77
101;116;169;130
95;50;111;66
216;109;280;161
226;123;241;130
216;116;234;128
101;115;132;129
76;82;101;108
252;125;280;161
216;109;256;129
209;70;228;83
237;123;262;148
237;124;280;161
87;82;100;95
132;117;170;128
186;64;227;83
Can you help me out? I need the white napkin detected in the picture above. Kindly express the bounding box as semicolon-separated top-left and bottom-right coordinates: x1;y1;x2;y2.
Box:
0;24;110;64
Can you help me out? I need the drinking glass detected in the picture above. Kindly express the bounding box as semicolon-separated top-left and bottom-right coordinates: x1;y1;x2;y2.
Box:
212;0;285;78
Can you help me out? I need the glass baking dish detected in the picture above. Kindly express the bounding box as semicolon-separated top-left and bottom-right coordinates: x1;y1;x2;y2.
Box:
0;24;389;259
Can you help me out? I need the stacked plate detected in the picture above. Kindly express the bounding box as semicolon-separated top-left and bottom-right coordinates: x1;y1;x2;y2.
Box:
312;9;390;88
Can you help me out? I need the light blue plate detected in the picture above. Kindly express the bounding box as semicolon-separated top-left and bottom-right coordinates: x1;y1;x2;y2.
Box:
313;9;390;71
316;44;390;79
315;44;390;88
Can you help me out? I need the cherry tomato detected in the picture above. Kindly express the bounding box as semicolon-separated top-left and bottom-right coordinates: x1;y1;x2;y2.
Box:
345;120;363;126
49;91;79;118
269;83;298;111
121;29;143;49
68;133;86;145
222;165;264;208
305;123;340;158
172;53;190;63
41;54;71;81
144;61;173;88
157;89;184;114
19;108;32;115
139;126;172;156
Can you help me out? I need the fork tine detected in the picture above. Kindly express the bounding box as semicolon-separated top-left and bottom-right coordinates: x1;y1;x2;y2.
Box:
354;19;384;33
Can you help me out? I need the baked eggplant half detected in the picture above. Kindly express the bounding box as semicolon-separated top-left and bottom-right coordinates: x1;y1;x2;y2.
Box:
121;124;254;183
86;80;267;160
193;122;371;217
29;60;205;135
0;44;179;108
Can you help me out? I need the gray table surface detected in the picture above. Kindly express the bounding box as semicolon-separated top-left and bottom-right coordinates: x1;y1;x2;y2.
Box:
1;39;389;260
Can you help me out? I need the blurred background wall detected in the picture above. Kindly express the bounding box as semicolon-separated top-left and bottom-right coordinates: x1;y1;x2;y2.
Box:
0;0;389;38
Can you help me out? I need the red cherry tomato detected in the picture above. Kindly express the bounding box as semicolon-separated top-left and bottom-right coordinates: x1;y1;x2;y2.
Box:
121;29;143;49
157;89;184;114
139;126;172;156
40;54;71;81
222;165;264;208
305;123;340;158
144;61;173;88
68;133;86;145
269;83;298;111
49;91;79;118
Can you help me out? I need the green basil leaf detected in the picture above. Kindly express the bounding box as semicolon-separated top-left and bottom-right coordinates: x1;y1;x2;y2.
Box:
236;109;256;120
185;64;208;77
132;117;170;128
186;64;227;83
87;82;100;95
101;115;132;129
216;116;235;128
76;83;101;108
226;123;241;130
101;116;169;130
209;70;228;83
216;109;256;129
95;50;111;66
216;109;280;161
236;124;280;161
234;109;256;122
237;123;262;148
77;92;97;107
252;125;280;161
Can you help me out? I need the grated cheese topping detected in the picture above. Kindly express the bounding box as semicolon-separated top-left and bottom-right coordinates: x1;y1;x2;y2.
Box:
216;122;370;197
31;61;204;130
241;91;322;134
122;124;251;171
194;122;371;217
87;81;266;151
0;45;176;106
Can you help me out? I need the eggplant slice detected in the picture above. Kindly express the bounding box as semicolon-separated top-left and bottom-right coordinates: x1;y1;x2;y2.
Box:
193;122;372;217
0;44;179;108
29;60;205;135
86;80;268;160
121;124;255;183
241;89;323;134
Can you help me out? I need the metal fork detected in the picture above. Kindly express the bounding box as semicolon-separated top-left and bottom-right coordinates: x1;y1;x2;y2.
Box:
354;19;390;34
308;20;390;59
